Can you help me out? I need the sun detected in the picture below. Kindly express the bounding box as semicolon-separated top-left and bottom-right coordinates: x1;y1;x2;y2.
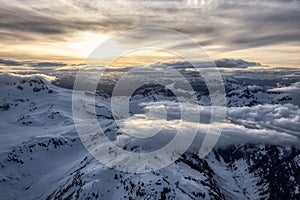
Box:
66;32;131;65
67;32;111;58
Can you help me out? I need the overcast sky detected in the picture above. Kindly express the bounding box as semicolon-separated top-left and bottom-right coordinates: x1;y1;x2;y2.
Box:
0;0;299;67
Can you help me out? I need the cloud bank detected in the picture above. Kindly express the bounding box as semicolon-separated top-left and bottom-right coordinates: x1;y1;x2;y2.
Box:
116;102;300;153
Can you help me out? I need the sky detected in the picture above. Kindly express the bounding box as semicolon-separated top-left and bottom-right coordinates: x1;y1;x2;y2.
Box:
0;0;299;67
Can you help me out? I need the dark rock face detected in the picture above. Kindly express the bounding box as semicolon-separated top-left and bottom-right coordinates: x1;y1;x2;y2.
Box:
1;139;299;199
0;103;10;111
216;144;300;200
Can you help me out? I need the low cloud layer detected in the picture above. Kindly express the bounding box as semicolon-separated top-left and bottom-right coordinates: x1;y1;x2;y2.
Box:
117;102;300;152
269;82;300;106
0;59;66;67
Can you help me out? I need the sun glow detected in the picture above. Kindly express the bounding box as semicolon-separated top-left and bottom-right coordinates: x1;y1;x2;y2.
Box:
67;32;111;58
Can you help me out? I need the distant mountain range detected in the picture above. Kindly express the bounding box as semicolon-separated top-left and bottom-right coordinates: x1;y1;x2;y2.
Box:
0;68;299;199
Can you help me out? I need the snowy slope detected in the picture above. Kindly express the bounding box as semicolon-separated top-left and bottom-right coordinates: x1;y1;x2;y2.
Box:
0;73;300;200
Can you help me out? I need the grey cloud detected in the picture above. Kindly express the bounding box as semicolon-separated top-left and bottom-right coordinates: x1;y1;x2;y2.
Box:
0;5;66;35
152;58;261;69
30;62;67;67
0;58;23;66
0;58;67;68
0;0;299;57
214;59;261;68
0;1;135;44
111;1;300;53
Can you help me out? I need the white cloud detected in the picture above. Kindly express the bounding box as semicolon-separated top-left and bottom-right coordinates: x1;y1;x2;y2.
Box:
116;101;300;152
269;82;300;106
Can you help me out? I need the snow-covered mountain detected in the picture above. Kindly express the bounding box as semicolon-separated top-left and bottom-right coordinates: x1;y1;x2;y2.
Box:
0;71;299;200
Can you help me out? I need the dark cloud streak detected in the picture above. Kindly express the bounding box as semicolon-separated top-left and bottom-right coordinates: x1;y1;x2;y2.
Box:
0;58;67;67
0;0;299;64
